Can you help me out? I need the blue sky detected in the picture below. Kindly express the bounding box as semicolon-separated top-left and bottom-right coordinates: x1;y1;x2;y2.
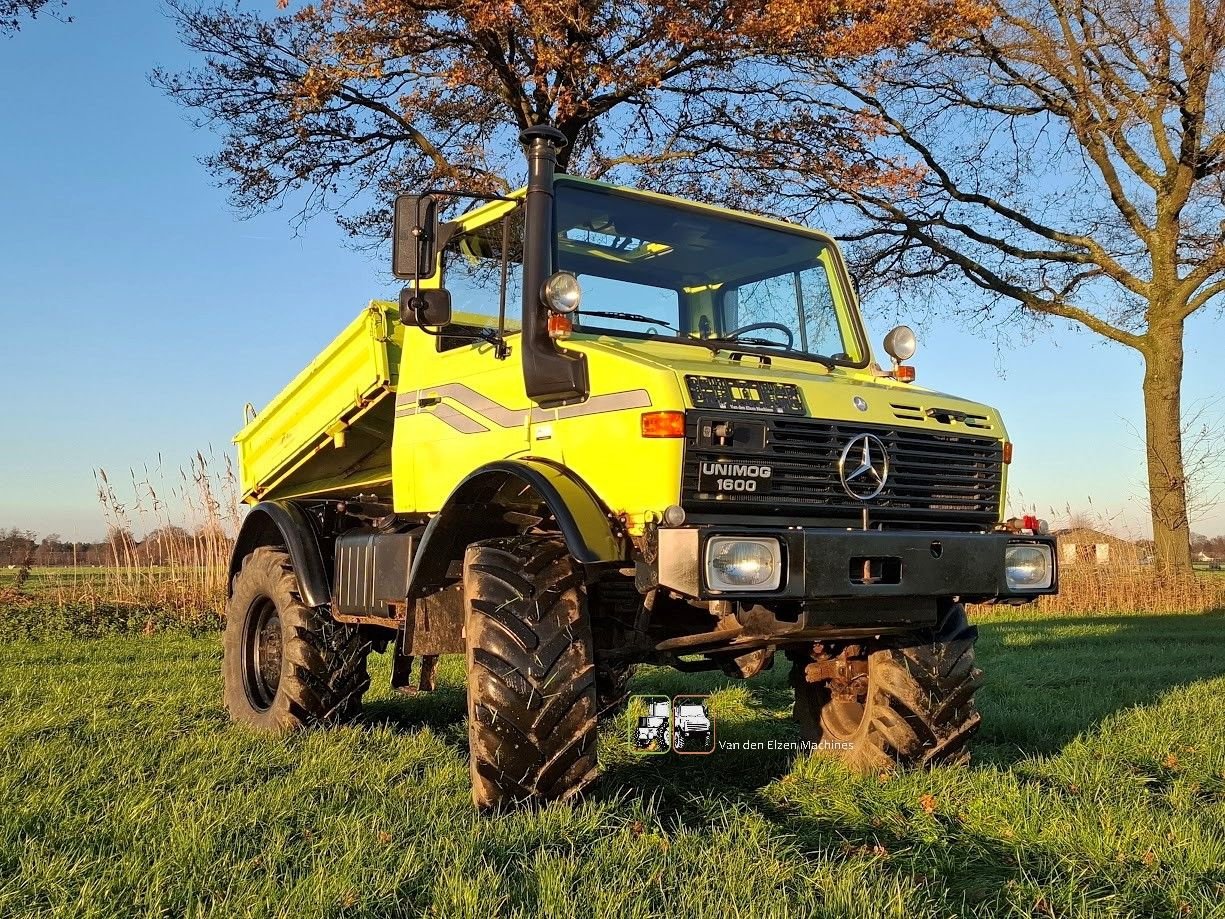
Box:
1;2;1222;541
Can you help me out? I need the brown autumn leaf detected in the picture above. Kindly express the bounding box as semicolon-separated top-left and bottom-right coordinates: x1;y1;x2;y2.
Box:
156;0;990;240
919;793;938;815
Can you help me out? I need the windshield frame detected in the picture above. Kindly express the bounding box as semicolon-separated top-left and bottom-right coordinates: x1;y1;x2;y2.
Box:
551;177;872;370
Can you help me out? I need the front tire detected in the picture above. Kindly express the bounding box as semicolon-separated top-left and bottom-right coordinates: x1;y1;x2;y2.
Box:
463;537;599;809
223;546;370;731
792;603;983;771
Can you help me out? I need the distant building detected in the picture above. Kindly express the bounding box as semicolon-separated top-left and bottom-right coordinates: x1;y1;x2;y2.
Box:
1051;527;1140;566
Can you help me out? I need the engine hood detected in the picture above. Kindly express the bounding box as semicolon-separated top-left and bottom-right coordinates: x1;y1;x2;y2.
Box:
569;335;1007;441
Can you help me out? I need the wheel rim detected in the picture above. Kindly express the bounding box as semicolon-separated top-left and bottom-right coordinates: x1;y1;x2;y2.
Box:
820;698;867;741
241;596;283;711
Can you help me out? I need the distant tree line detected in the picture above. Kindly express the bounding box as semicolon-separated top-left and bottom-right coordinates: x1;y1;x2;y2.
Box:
0;525;232;568
1191;534;1225;560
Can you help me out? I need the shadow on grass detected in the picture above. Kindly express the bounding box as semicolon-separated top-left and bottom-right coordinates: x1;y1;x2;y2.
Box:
362;685;469;738
594;610;1225;818
355;610;1225;810
586;611;1225;913
971;609;1225;765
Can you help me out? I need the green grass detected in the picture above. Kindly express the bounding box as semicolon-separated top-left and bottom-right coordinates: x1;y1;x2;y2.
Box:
1;609;1224;918
0;566;106;590
0;567;180;591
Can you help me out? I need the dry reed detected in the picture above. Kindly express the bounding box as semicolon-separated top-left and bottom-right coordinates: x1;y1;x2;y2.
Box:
12;482;1223;632
1031;559;1224;615
51;450;242;619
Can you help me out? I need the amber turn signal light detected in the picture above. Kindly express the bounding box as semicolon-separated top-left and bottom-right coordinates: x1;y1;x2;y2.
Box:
547;313;572;339
641;411;686;438
893;365;915;383
1003;441;1013;464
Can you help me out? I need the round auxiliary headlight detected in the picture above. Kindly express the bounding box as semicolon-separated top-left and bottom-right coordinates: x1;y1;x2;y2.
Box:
1005;545;1051;589
883;325;917;362
711;541;777;587
662;504;687;527
541;271;582;314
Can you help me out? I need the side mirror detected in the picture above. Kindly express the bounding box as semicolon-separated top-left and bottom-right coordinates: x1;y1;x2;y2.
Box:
392;194;440;280
399;287;452;327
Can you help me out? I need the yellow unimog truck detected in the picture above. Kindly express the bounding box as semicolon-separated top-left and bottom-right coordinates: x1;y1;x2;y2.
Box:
225;126;1057;809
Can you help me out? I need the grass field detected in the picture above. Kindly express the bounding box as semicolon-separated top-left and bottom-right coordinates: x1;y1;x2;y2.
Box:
1;607;1224;918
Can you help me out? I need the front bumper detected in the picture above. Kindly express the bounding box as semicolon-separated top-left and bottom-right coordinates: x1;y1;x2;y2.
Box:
647;525;1057;608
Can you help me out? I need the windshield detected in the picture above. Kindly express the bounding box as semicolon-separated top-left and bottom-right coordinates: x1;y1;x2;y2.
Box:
554;182;866;365
678;705;707;718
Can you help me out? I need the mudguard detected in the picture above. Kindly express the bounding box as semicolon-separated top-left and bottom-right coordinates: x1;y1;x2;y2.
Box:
408;458;624;598
227;500;331;608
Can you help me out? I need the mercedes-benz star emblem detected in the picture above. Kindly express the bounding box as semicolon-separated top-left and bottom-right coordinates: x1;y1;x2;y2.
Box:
838;433;889;500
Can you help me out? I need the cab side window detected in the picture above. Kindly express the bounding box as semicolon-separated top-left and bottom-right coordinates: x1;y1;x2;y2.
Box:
440;209;524;350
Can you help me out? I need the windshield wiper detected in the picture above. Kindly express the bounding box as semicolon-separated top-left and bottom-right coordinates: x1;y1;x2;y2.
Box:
700;336;837;369
580;310;679;331
579;313;837;369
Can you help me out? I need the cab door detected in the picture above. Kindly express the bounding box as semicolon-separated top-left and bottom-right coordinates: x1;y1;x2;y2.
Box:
391;203;529;515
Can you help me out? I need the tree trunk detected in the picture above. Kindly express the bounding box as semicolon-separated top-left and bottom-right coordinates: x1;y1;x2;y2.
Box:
1141;321;1193;572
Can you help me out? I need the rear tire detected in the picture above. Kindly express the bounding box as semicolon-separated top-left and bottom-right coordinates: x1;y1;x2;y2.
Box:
463;536;599;809
223;546;370;731
792;603;983;771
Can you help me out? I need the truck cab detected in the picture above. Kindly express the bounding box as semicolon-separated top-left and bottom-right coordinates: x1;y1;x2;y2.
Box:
223;126;1057;809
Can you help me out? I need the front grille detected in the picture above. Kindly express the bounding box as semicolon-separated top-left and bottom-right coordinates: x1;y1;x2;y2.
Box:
681;412;1003;528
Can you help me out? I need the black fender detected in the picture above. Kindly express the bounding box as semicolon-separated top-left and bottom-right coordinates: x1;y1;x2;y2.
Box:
228;500;331;608
408;458;624;598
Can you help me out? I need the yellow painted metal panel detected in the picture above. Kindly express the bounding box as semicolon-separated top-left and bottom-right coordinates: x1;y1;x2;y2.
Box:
392;328;532;515
234;302;402;503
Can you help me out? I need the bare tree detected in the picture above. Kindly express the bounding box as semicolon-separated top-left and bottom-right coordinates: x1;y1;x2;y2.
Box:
153;0;984;235
1;0;68;35
706;0;1225;570
1181;397;1224;525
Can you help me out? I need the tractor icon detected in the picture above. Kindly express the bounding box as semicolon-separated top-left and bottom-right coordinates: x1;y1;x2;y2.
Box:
672;699;713;753
633;699;671;752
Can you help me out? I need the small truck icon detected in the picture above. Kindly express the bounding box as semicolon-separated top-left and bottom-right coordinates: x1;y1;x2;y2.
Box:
634;701;671;751
673;701;712;752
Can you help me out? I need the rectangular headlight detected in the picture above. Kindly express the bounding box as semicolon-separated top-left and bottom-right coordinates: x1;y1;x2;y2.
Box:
1005;542;1053;590
706;537;782;591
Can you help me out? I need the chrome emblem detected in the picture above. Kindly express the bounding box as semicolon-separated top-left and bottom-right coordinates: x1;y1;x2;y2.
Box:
853;396;868;412
838;433;889;500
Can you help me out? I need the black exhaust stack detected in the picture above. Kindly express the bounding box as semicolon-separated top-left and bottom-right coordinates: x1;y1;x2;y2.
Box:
519;125;589;407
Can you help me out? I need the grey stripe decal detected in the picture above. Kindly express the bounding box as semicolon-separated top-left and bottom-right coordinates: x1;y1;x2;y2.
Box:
391;385;653;432
535;389;653;421
430;404;490;434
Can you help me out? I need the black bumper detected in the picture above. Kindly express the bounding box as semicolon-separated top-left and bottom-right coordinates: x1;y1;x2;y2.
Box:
651;526;1057;605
